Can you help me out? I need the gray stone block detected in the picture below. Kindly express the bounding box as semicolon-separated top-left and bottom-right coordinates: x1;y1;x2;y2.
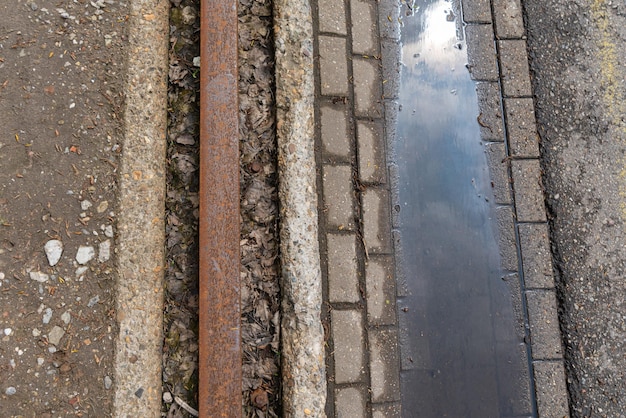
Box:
357;120;386;183
505;97;540;157
493;0;525;39
351;0;379;56
518;223;555;288
476;82;505;142
353;58;383;117
335;387;366;418
381;39;401;100
485;142;512;205
526;290;563;359
320;103;352;160
466;24;499;81
372;402;402;418
323;164;355;230
332;309;366;383
384;100;399;159
362;188;392;254
365;256;396;326
318;0;348;35
461;0;491;23
319;36;349;96
496;205;518;272
369;328;401;402
327;233;360;303
498;40;532;97
378;0;401;40
511;159;547;222
533;360;570;418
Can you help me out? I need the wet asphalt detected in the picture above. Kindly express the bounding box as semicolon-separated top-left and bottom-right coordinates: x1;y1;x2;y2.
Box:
524;0;626;416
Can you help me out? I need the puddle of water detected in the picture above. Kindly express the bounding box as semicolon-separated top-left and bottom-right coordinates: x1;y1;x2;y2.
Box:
395;1;535;416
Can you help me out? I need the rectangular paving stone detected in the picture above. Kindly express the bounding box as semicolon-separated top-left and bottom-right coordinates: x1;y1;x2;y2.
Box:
505;97;540;157
365;256;396;326
318;0;347;35
518;223;555;288
332;309;366;383
362;188;392;254
498;40;532;97
320;103;352;160
384;100;399;159
335;386;366;418
496;205;518;272
372;403;401;418
511;159;547;222
466;24;499;81
485;142;512;205
323;164;356;230
378;0;401;40
369;328;401;403
381;39;401;100
351;0;379;56
319;35;349;96
493;0;525;39
526;289;563;359
461;0;491;23
327;233;360;303
533;360;570;418
353;58;383;117
476;82;505;141
357;120;386;183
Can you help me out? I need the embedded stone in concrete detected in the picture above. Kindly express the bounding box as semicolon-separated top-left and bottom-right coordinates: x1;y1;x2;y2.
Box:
320;104;351;159
533;360;570;418
378;0;401;40
372;403;402;418
323;164;355;230
493;0;525;39
526;290;563;359
335;387;366;418
319;36;349;96
327;233;360;303
511;159;547;222
496;205;518;272
498;40;532;97
518;223;554;288
381;39;401;100
505;97;540;157
461;0;491;23
369;328;401;402
476;82;504;141
353;58;383;117
332;309;365;383
351;0;379;55
318;0;347;35
362;188;392;253
365;256;396;325
465;24;499;81
357;120;385;183
485;142;512;205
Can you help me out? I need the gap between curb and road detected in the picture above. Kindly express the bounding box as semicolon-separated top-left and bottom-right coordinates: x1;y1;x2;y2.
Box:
113;0;327;417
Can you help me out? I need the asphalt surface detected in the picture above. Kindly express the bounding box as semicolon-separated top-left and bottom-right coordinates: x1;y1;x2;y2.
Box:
524;0;626;416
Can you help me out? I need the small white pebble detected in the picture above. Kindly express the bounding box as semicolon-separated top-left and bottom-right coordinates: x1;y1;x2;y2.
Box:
5;386;16;396
37;357;45;366
4;328;12;336
32;328;41;337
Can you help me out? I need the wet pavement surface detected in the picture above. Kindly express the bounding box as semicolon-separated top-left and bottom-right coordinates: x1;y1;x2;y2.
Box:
395;1;533;415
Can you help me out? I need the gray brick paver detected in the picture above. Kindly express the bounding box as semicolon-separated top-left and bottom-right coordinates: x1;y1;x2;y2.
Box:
332;309;366;384
485;142;512;204
319;36;349;96
351;0;379;56
511;159;547;222
353;58;383;117
321;103;352;160
357;120;386;184
466;24;499;81
519;223;555;289
369;328;401;403
493;0;525;39
362;188;392;254
318;0;348;35
323;164;356;230
327;233;360;303
498;40;533;97
533;360;570;418
505;97;540;157
365;256;396;326
526;290;563;360
335;387;366;418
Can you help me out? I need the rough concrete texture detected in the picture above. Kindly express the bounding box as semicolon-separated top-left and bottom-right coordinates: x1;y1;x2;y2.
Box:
114;0;169;416
274;0;327;415
524;0;626;415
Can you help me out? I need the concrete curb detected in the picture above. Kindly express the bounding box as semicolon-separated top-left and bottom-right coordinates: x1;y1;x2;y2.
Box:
274;1;328;416
113;0;170;416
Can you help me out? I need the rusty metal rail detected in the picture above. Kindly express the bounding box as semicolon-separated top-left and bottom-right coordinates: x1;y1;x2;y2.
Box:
198;0;241;416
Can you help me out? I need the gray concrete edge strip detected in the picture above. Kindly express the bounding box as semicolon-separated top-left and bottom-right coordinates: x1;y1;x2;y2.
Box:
274;1;328;417
113;0;170;416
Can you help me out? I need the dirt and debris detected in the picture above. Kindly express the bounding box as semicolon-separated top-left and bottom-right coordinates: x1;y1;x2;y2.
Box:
164;0;279;416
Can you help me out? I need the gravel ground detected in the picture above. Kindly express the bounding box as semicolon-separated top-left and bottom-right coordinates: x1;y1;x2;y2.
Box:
524;0;626;416
163;0;279;416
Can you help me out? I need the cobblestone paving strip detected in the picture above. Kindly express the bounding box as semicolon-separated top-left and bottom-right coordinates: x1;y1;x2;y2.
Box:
309;0;570;416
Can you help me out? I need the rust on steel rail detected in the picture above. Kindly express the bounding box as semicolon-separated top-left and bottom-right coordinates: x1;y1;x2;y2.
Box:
198;0;241;416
